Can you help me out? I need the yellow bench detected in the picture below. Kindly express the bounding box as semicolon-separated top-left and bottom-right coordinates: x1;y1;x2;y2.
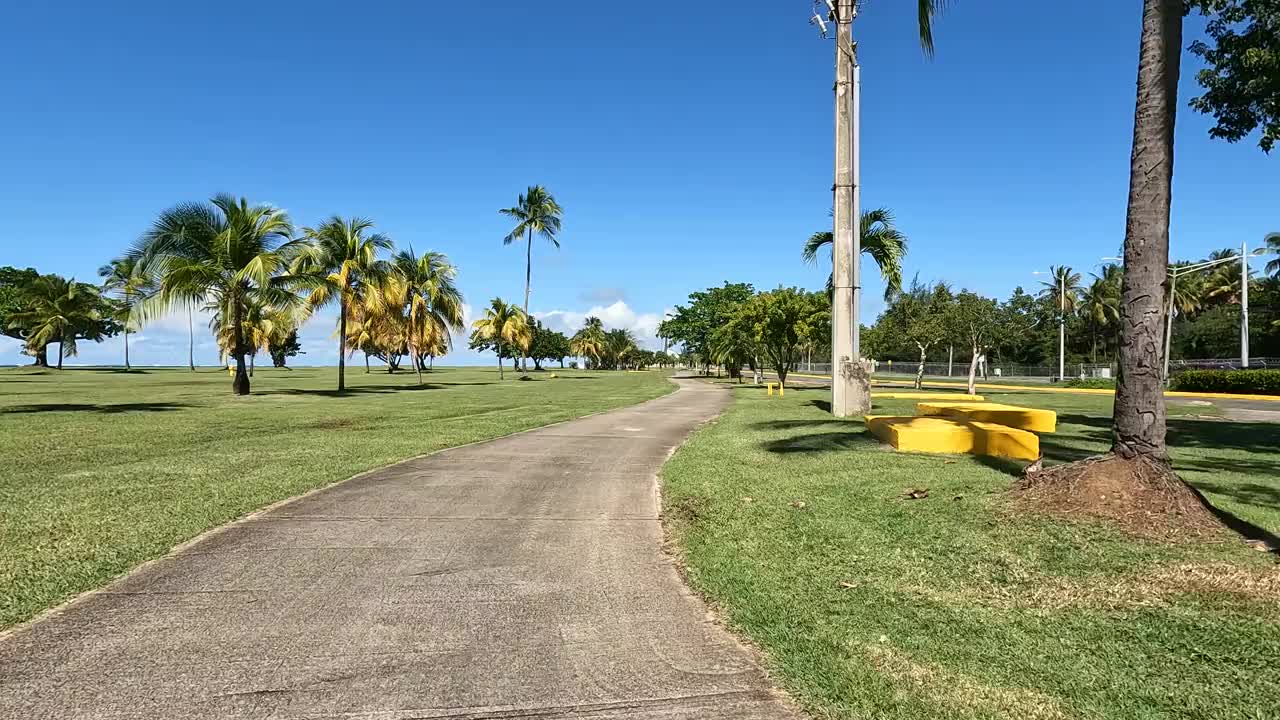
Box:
915;402;1057;433
865;415;1040;461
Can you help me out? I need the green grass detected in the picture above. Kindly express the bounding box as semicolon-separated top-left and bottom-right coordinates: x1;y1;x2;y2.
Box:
0;365;674;629
662;383;1280;720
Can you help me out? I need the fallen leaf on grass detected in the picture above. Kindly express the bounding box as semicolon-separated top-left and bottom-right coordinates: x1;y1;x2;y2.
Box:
838;580;859;589
790;500;808;510
906;488;929;500
741;496;754;503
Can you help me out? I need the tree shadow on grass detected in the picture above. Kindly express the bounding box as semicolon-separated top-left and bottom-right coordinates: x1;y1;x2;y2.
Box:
759;425;877;454
2;402;189;414
259;385;448;397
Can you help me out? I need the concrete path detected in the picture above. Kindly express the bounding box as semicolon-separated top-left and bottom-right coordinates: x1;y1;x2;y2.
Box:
0;379;799;720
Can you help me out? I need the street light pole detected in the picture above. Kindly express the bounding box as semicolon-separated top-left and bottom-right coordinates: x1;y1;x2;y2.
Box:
1058;279;1066;381
829;0;870;416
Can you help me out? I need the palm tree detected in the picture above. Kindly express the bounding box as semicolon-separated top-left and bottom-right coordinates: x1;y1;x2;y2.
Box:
1202;249;1248;305
471;298;531;380
802;208;908;300
570;316;606;369
98;256;151;370
292;217;393;392
133;194;302;395
1082;266;1121;362
500;185;563;372
604;328;638;370
8;275;106;369
383;248;465;385
1266;233;1280;277
1038;265;1083;316
1112;0;1183;461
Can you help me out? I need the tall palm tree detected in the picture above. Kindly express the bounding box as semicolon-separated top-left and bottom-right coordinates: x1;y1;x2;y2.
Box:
1266;233;1280;277
383;248;465;385
802;208;908;300
500;185;562;371
1202;248;1249;305
1113;0;1183;461
471;298;530;380
133;194;302;395
98;256;151;370
570;316;606;369
8;275;106;369
293;217;393;391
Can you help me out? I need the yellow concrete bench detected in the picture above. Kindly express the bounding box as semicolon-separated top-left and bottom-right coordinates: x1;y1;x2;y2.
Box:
873;392;984;401
865;415;1040;461
915;402;1057;433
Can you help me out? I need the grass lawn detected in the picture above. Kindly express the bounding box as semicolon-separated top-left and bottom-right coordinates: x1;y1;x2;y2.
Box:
662;382;1279;720
0;365;673;630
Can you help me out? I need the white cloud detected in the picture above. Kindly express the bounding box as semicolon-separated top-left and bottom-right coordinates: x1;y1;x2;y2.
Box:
535;300;669;349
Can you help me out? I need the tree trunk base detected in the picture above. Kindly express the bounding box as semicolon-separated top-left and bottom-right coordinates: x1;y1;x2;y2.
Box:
1014;454;1224;540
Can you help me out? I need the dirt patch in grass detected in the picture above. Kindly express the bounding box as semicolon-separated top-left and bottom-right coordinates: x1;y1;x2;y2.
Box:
863;643;1068;720
306;418;360;430
1014;454;1224;540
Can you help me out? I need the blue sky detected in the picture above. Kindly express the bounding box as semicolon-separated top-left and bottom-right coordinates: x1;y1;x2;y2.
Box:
0;0;1274;366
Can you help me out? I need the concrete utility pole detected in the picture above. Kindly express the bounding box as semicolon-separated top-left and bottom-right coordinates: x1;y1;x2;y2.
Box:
829;0;871;416
1058;279;1066;381
1241;240;1250;368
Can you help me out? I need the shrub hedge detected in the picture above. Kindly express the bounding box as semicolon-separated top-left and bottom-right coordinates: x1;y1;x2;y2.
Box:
1168;369;1280;395
1062;378;1116;389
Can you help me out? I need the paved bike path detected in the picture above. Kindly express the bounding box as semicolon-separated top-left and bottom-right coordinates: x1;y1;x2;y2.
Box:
0;378;798;720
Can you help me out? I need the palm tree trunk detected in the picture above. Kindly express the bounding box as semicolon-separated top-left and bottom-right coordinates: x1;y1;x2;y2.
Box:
231;297;250;395
365;352;370;373
522;228;532;374
497;342;504;380
337;295;348;391
249;352;255;377
34;345;48;367
1113;0;1181;461
123;328;130;370
57;333;65;370
188;307;195;372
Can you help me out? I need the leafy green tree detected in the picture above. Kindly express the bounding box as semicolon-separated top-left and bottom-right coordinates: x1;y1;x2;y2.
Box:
134;194;302;395
98;256;153;370
802;208;909;300
470;298;530;380
873;279;953;388
500;185;562;371
1;266;41;363
729;287;826;387
1189;0;1280;152
7;275;116;369
660;282;754;372
947;291;1001;395
709;317;758;381
527;321;570;370
268;328;302;368
293;217;393;391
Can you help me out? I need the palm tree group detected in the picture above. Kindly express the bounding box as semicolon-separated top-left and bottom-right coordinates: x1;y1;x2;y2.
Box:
98;256;153;371
570;317;606;368
129;195;464;395
8;275;110;370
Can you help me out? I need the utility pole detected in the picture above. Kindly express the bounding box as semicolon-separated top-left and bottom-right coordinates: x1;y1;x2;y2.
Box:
1058;278;1066;381
829;0;870;416
1241;240;1250;368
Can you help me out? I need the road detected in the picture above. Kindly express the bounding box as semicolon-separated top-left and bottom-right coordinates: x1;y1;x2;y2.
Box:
0;378;798;720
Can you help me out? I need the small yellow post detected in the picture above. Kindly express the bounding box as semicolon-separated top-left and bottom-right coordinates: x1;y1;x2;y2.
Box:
767;383;774;396
779;384;785;397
